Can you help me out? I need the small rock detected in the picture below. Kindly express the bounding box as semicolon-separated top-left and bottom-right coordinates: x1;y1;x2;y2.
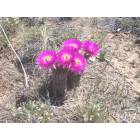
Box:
124;47;131;51
133;28;140;37
122;120;128;123
59;17;72;21
135;39;140;45
134;71;140;78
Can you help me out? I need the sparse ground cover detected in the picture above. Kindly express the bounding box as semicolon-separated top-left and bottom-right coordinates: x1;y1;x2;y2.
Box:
0;17;140;122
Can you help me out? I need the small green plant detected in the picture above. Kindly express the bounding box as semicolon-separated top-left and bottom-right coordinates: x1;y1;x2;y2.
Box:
15;100;51;123
80;102;106;123
98;48;106;62
91;32;107;61
91;32;106;49
92;32;106;45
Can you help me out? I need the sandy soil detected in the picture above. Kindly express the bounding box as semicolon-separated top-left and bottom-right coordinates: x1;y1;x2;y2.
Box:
0;18;140;122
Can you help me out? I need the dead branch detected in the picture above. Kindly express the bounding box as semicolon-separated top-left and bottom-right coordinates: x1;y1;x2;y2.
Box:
0;23;29;88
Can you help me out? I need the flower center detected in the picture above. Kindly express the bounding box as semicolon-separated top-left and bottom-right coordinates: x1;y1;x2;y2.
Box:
62;54;71;61
44;55;52;62
75;58;81;66
70;43;77;48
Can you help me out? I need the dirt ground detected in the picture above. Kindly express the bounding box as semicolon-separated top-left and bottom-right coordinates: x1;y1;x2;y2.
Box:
0;17;140;122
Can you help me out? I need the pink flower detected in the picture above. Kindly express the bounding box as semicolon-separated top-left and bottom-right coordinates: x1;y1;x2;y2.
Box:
62;39;82;52
56;49;73;69
82;41;100;56
36;50;56;68
70;53;87;74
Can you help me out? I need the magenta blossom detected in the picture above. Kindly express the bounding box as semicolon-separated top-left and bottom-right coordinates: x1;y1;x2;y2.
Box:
56;49;73;69
36;50;56;68
82;41;100;56
70;53;87;74
62;39;82;51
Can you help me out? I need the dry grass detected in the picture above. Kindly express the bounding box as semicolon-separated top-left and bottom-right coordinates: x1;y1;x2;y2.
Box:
0;17;140;123
0;52;24;122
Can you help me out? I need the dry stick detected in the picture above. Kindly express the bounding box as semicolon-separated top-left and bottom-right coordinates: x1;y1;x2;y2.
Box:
0;24;29;88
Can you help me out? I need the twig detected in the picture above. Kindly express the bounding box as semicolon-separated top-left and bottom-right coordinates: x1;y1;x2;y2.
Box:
0;23;29;88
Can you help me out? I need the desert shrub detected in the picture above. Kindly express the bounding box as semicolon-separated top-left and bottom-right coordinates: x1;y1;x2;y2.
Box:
0;17;20;49
15;26;43;75
55;29;82;45
118;17;140;32
42;26;82;51
19;17;45;27
22;26;42;44
1;17;19;36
